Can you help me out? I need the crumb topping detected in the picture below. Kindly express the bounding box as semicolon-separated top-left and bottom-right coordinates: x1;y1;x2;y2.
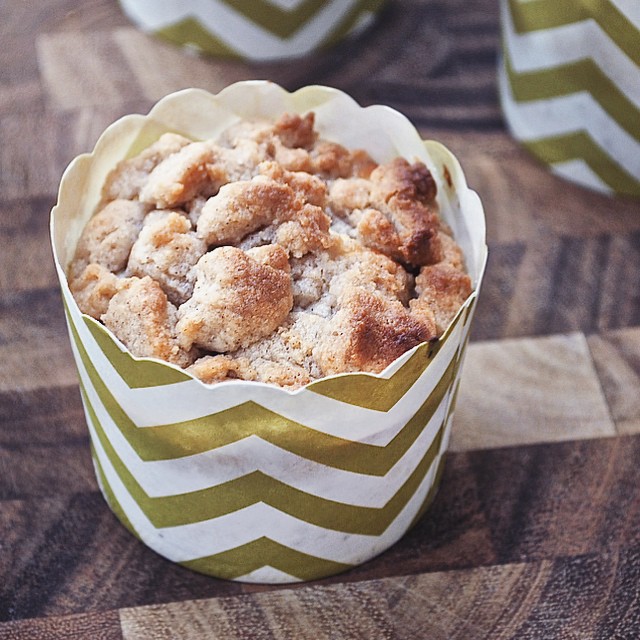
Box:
69;112;472;388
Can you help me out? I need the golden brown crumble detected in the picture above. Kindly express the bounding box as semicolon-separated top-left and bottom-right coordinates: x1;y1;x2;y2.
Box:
69;112;472;388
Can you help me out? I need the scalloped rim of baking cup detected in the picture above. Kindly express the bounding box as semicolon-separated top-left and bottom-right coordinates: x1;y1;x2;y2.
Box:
51;82;488;583
118;0;387;61
498;0;640;197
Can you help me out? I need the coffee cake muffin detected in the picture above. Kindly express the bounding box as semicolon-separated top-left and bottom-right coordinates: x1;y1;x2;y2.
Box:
68;113;472;389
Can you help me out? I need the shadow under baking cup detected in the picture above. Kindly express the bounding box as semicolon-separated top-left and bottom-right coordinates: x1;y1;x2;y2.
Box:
51;82;488;583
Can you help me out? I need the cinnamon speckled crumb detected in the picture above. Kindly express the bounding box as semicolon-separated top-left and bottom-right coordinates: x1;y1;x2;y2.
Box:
69;111;472;388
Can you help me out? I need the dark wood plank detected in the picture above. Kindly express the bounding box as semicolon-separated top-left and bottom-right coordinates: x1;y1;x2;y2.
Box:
0;287;78;391
0;440;94;500
0;610;123;640
0;198;59;293
0;385;85;447
469;242;526;341
471;231;640;340
302;0;503;130
29;0;505;131
0;384;94;501
3;547;637;639
471;436;640;563
0;492;248;622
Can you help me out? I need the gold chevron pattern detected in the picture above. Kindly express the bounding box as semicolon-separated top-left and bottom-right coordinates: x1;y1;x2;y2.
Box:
500;0;640;197
62;281;476;581
119;0;385;61
50;83;487;583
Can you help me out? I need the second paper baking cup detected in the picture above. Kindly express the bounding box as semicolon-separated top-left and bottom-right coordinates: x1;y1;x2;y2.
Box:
499;0;640;197
51;82;488;583
118;0;386;61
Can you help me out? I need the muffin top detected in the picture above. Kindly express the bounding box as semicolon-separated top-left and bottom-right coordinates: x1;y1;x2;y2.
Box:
68;112;472;389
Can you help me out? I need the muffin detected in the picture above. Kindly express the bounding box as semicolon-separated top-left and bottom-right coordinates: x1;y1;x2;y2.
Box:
51;83;487;583
67;112;472;389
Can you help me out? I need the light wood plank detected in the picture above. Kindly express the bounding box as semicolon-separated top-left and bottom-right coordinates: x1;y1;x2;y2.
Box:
37;31;145;110
588;326;640;434
451;332;616;451
112;29;250;104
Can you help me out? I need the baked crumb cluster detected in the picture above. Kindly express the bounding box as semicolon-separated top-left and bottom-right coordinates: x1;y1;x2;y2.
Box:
69;113;472;388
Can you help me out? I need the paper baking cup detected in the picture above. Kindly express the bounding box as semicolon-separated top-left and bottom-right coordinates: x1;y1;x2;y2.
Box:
51;82;487;583
499;0;640;197
118;0;386;61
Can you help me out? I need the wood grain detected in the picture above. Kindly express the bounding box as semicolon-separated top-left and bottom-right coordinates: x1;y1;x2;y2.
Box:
2;435;639;621
588;326;640;435
0;288;78;391
469;230;640;340
37;31;147;110
0;610;123;640
118;550;640;639
1;0;640;636
0;198;59;292
451;332;616;451
4;548;638;639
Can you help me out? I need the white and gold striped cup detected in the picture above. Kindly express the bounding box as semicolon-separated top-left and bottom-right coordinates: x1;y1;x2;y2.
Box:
118;0;386;61
51;83;487;583
499;0;640;197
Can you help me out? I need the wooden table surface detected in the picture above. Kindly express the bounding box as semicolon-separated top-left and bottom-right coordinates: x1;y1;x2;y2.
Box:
2;1;640;638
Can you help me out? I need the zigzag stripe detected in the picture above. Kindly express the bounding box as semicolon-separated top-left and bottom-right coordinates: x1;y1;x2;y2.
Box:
202;0;336;39
83;309;455;417
66;293;467;441
90;405;448;567
508;0;640;65
502;1;640;104
500;55;640;177
78;343;450;502
122;0;381;39
79;367;447;533
123;0;379;60
189;465;445;582
499;62;640;195
524;133;640;197
192;458;443;582
141;14;235;58
551;159;613;194
68;306;459;475
504;50;640;145
234;566;302;584
183;538;352;582
267;0;312;11
99;447;334;585
92;447;139;540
